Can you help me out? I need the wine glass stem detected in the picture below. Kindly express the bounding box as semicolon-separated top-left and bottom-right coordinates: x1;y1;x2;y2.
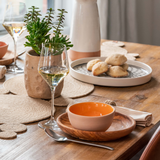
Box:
50;87;56;122
13;38;17;73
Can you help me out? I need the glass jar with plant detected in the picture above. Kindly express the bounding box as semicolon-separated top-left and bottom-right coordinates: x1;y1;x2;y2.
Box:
23;6;73;100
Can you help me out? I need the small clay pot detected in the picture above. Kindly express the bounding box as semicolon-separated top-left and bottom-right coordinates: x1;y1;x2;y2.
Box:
0;41;8;59
24;50;63;99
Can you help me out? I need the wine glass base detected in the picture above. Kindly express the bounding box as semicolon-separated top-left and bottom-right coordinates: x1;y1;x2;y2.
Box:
7;65;24;74
38;119;61;131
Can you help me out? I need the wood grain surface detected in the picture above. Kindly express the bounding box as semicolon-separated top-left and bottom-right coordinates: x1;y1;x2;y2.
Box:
0;32;160;160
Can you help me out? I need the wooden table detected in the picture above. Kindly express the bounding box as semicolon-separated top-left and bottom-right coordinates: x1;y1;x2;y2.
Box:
0;32;160;160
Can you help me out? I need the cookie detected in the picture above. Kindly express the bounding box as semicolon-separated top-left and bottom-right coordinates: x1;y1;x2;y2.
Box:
87;59;101;71
107;66;128;78
0;123;27;133
105;54;127;66
92;62;108;76
120;63;128;71
0;130;17;139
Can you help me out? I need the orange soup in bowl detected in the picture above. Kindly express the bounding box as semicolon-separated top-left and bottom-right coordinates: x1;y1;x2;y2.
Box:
69;102;114;117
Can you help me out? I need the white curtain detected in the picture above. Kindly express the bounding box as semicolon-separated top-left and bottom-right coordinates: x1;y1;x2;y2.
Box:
97;0;137;42
97;0;160;46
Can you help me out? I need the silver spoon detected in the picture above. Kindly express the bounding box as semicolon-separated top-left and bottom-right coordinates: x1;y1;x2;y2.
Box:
45;128;114;150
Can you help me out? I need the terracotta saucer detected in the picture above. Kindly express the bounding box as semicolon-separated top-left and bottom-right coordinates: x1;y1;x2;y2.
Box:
57;112;136;141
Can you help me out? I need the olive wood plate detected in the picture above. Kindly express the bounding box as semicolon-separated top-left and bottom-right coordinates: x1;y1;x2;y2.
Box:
0;50;15;65
57;112;136;141
0;50;25;65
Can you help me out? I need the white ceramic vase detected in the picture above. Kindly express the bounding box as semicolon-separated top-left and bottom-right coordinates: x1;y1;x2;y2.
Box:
69;0;101;61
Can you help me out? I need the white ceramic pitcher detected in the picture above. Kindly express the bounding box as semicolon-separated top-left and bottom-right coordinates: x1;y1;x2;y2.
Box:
69;0;101;61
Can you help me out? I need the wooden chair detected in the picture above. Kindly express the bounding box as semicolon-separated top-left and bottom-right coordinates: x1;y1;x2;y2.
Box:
140;125;160;160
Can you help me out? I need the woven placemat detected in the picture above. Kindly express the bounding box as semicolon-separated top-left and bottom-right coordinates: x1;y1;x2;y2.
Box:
3;75;27;95
0;130;17;139
3;74;94;99
101;45;128;57
101;42;139;60
0;87;9;94
0;123;27;133
61;74;94;98
0;95;50;124
54;95;73;107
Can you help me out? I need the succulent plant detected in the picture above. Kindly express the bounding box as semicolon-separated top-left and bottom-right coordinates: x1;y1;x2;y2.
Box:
24;6;73;55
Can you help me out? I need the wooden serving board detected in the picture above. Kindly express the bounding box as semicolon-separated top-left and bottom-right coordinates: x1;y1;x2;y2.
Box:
57;112;136;141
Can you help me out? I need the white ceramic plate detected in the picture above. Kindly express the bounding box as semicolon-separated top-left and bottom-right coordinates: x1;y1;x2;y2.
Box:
70;57;152;87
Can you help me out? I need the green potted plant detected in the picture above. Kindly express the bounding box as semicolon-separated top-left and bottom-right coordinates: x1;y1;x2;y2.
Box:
24;6;73;99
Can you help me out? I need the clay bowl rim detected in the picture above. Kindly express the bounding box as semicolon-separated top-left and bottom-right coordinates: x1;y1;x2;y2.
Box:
0;41;8;49
68;101;115;118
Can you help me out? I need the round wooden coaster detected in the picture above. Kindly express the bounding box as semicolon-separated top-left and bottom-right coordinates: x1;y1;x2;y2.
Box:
0;123;27;133
0;95;50;124
0;130;17;139
61;74;94;98
3;75;27;95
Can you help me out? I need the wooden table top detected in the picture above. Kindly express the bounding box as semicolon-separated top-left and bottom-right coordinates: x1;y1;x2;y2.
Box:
0;32;160;160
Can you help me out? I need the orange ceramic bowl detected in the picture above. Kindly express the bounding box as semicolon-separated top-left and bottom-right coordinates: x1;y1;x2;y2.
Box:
67;102;115;132
0;41;8;59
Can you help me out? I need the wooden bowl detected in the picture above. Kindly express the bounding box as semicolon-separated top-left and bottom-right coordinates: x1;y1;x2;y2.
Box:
67;102;115;132
0;41;8;59
57;112;136;141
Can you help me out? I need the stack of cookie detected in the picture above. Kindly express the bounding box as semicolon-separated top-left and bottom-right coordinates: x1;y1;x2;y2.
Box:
87;54;129;78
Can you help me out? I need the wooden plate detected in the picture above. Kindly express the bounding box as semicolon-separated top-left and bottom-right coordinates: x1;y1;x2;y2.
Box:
0;49;25;65
0;50;15;65
57;112;136;141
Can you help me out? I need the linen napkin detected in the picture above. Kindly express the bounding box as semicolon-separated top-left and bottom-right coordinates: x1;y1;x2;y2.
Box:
104;100;152;127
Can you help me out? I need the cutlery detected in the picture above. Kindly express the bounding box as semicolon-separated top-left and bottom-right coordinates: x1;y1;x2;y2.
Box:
18;50;25;57
45;128;114;150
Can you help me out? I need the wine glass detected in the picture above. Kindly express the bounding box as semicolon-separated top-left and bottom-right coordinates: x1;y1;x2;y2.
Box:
38;43;69;130
3;2;27;74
